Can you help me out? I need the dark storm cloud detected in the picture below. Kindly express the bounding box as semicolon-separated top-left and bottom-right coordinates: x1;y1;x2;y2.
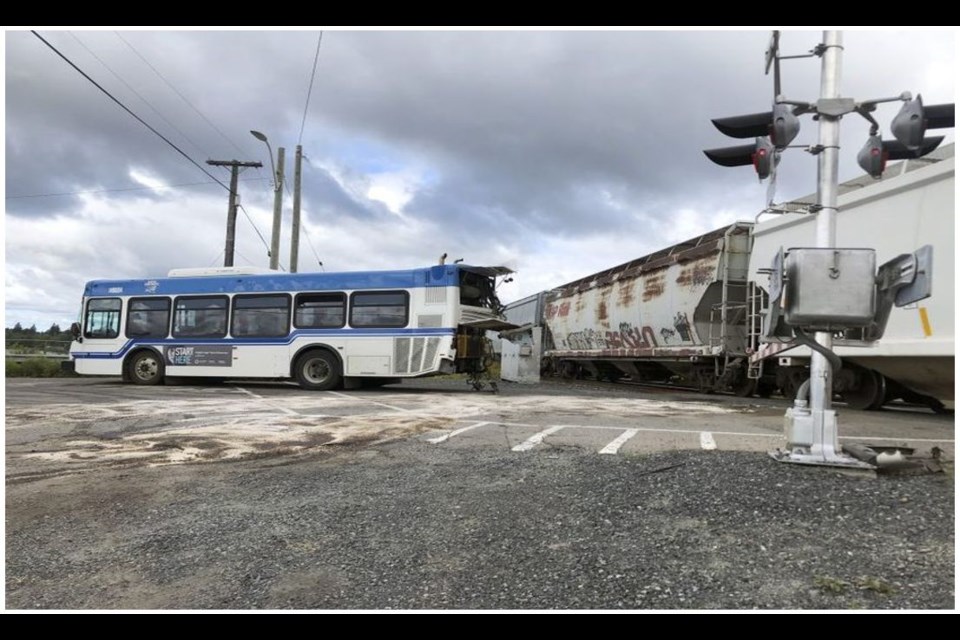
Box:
8;32;766;210
308;30;952;232
6;29;955;256
4;29;954;328
309;31;781;232
7;32;283;197
8;30;953;232
296;162;392;222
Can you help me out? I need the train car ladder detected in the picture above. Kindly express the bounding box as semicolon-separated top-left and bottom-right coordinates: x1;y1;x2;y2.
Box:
746;281;767;380
709;245;749;378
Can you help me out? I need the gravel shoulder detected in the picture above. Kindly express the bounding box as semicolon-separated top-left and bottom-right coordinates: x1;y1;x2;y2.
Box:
6;439;955;610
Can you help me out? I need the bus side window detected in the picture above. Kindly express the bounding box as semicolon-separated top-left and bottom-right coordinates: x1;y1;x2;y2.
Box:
173;296;228;338
232;295;290;338
129;312;148;335
349;291;409;328
294;293;346;329
126;298;170;338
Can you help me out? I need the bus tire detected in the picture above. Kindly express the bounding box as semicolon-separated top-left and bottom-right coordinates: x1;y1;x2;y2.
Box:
294;350;341;391
127;350;165;386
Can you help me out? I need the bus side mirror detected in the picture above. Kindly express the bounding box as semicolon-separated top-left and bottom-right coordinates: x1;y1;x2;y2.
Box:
70;322;82;342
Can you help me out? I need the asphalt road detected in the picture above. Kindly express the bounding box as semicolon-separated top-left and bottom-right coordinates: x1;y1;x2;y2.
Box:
5;378;956;610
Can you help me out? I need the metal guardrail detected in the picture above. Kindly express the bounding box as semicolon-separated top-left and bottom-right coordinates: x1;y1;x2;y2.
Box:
5;338;72;361
6;352;71;362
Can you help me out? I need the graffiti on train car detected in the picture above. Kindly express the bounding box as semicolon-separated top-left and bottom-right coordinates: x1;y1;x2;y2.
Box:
606;323;659;349
562;322;660;351
674;312;692;342
655;312;695;345
562;328;606;350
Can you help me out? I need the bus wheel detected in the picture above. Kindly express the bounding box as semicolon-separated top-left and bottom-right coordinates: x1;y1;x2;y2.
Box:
295;350;341;391
128;351;164;386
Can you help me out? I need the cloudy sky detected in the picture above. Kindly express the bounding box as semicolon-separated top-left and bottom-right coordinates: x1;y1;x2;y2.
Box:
3;28;955;329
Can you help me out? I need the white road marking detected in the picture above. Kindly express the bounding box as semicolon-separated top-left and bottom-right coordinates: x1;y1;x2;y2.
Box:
8;383;955;465
599;429;639;455
234;386;299;416
326;390;417;414
512;425;565;452
700;431;717;450
550;423;782;437
837;435;954;443
426;421;490;444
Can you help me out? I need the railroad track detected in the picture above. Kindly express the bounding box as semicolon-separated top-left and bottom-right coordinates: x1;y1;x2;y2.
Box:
543;374;949;415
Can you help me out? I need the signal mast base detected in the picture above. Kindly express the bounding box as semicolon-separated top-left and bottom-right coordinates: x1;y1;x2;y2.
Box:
769;403;875;469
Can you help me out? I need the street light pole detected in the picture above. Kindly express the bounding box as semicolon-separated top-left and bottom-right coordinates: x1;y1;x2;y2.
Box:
291;145;302;273
251;130;285;271
270;148;285;271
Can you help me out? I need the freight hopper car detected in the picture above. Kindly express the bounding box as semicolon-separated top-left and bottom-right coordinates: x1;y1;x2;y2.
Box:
747;144;954;411
538;145;953;411
541;222;762;395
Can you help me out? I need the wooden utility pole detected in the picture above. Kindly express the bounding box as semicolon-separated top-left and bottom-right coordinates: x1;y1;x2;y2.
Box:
206;159;262;267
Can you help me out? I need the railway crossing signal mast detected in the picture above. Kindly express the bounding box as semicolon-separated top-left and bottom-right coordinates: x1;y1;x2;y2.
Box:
704;31;955;469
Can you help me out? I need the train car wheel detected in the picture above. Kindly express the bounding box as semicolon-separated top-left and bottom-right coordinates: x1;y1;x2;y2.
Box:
756;383;775;398
842;369;885;410
732;377;756;397
867;374;889;410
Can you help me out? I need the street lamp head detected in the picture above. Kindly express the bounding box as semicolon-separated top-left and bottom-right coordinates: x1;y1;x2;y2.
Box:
250;130;268;142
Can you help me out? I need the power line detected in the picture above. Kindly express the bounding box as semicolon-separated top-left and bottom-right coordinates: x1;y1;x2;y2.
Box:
6;177;266;200
31;30;229;192
68;32;213;161
207;248;225;267
301;221;325;270
298;32;324;146
234;248;255;266
114;31;253;159
237;203;272;256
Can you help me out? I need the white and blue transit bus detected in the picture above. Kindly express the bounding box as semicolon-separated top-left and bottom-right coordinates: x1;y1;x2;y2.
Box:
67;263;514;390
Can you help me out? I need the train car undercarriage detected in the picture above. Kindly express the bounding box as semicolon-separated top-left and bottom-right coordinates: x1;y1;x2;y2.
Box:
541;354;947;413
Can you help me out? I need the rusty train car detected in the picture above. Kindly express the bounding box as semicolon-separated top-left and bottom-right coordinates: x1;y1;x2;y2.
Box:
541;222;761;395
536;145;954;410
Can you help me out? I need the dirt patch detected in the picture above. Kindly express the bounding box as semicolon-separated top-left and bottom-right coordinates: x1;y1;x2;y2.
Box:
8;394;455;479
6;387;747;482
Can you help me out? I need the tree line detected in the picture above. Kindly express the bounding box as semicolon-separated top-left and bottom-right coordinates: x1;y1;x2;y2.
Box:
5;323;73;354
